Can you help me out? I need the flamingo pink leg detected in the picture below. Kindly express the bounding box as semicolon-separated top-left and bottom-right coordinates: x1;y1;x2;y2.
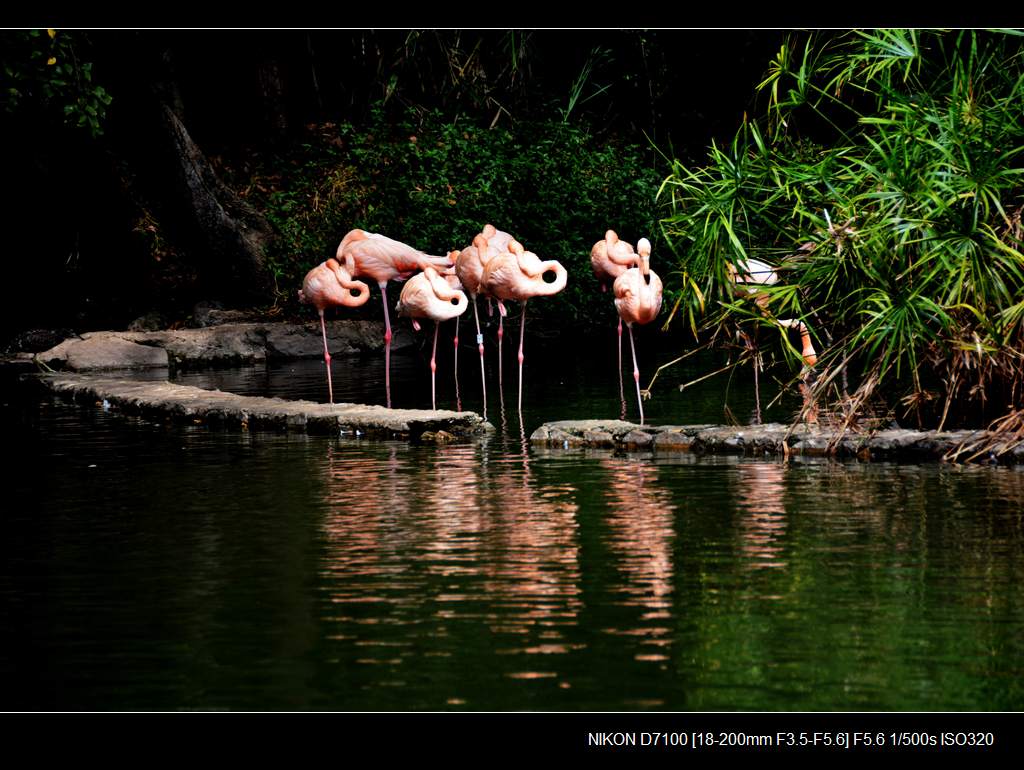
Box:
319;309;334;405
753;347;762;425
453;314;460;400
431;321;439;411
518;300;528;412
473;295;487;420
380;281;393;409
617;316;624;403
627;323;644;425
498;314;504;389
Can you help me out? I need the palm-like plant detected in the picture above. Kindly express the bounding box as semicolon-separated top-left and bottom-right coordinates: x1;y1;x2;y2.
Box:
660;29;1024;437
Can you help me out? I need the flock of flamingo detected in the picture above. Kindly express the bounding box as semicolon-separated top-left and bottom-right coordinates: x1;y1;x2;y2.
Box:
299;225;662;422
299;224;816;425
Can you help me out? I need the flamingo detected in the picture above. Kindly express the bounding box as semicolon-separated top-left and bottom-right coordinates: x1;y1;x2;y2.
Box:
298;258;371;404
613;238;662;425
727;256;818;423
478;224;515;386
396;266;469;410
480;239;568;411
591;229;640;401
337;229;454;408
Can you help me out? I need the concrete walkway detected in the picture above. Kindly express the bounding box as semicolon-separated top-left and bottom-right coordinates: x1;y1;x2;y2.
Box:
27;373;492;442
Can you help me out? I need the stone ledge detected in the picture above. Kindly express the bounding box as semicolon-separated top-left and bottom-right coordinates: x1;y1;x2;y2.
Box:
25;373;492;441
531;419;1017;464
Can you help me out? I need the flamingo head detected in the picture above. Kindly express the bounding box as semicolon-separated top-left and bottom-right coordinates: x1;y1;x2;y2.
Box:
637;238;652;280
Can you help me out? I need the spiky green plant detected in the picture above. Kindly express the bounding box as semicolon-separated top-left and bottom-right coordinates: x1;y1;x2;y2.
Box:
660;29;1024;434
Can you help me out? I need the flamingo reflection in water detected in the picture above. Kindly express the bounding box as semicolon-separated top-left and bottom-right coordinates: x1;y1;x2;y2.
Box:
735;462;789;570
599;458;675;662
317;440;583;681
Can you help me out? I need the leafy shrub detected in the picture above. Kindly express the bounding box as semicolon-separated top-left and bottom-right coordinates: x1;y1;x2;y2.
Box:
1;29;112;136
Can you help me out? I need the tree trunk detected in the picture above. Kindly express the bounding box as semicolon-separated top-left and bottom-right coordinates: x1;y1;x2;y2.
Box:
158;101;275;300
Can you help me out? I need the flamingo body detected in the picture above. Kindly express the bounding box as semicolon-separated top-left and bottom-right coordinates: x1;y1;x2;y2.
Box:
480;223;514;254
480;241;568;302
337;229;453;283
299;258;371;312
397;266;469;324
454;233;493;298
614;269;663;327
481;240;568;411
396;266;469;411
591;229;639;289
298;258;371;404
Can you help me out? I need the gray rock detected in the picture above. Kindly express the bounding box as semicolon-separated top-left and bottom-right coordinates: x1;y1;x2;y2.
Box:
37;334;169;370
622;429;654;448
265;319;410;358
124;325;269;367
30;320;414;371
653;430;693;450
582;429;615;447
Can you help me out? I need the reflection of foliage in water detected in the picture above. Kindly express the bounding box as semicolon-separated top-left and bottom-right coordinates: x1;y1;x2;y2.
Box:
678;459;1024;710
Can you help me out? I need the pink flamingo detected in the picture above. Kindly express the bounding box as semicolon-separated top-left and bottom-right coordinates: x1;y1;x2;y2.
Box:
298;258;371;404
481;240;568;411
396;266;469;410
470;224;516;387
591;229;640;400
337;229;454;408
613;238;662;425
454;225;514;416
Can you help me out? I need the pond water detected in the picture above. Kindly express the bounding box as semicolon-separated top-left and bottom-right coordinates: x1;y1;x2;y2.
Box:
3;327;1024;711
